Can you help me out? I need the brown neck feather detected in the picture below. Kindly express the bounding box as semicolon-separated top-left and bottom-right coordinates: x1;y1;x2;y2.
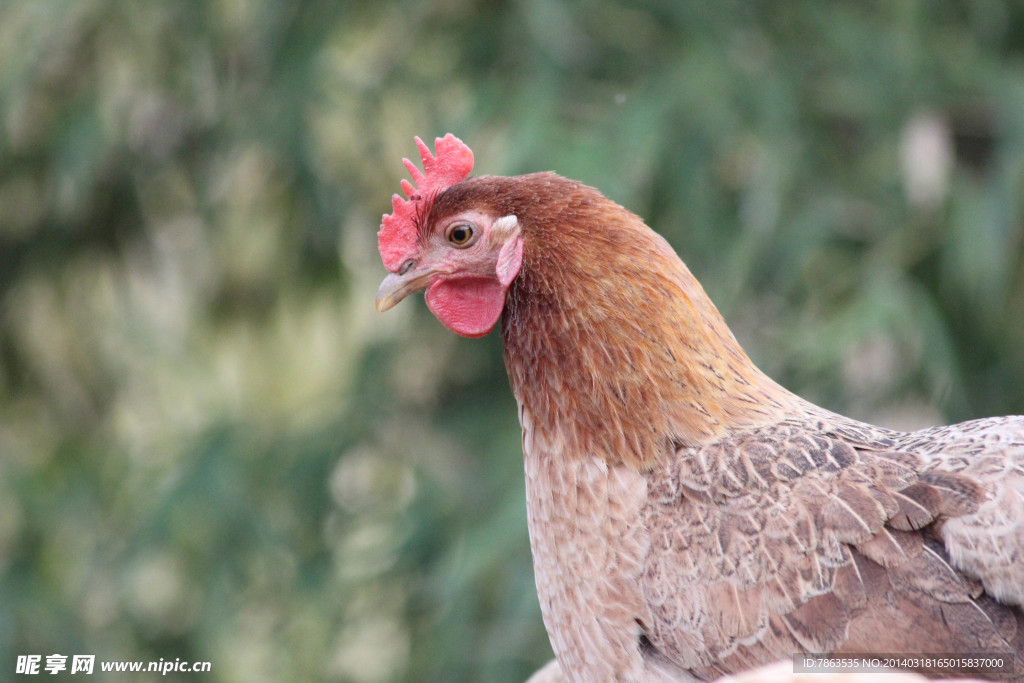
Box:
500;179;798;469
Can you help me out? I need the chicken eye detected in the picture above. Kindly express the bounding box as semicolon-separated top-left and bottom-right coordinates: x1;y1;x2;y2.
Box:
447;223;475;247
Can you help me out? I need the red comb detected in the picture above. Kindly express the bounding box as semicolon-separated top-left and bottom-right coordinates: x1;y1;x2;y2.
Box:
378;134;475;272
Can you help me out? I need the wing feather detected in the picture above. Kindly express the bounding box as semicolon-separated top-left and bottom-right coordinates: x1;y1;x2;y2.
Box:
894;416;1024;608
638;412;1024;679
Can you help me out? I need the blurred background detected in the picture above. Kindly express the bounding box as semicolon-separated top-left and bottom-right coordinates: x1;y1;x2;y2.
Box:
1;1;1023;681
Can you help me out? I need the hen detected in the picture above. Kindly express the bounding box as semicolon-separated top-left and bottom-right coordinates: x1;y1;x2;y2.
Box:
375;135;1024;682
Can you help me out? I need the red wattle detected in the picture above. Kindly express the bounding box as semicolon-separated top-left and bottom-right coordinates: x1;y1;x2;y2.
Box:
425;278;508;338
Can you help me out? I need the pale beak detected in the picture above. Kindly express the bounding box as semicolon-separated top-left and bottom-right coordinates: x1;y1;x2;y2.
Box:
376;267;444;312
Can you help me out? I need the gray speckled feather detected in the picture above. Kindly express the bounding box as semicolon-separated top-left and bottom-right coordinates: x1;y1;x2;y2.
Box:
636;407;1024;681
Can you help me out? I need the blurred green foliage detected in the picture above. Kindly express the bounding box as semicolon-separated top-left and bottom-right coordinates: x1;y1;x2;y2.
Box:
1;1;1023;681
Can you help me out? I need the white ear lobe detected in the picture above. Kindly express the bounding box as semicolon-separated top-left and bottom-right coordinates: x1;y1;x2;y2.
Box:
493;215;523;287
496;233;524;286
